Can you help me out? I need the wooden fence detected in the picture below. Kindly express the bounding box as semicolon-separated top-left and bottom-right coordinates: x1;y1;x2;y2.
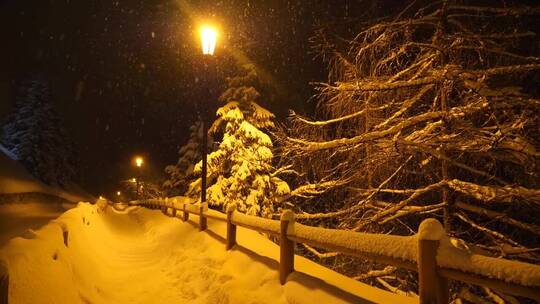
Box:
132;198;540;304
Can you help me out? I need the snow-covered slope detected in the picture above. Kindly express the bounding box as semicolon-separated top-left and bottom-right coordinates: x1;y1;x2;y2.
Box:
0;202;72;247
0;144;16;161
0;203;416;304
0;144;93;203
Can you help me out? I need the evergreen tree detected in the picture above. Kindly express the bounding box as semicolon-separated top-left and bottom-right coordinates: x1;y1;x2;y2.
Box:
188;64;290;217
163;120;205;196
1;76;77;186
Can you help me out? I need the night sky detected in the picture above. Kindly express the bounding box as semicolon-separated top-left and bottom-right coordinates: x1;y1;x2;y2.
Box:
0;0;403;196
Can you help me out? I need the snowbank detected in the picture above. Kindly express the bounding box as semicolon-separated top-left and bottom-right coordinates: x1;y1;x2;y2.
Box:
0;203;416;304
0;147;93;203
0;202;72;247
438;238;540;287
0;144;16;161
292;223;417;269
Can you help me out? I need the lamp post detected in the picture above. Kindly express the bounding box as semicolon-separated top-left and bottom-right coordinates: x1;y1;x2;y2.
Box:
198;24;218;231
134;156;143;199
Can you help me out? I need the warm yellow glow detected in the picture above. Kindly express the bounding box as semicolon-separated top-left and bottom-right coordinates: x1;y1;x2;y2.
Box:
200;25;218;55
116;191;121;196
130;178;137;183
135;157;144;167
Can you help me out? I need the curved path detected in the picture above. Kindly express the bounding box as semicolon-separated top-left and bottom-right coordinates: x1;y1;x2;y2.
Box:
0;203;415;304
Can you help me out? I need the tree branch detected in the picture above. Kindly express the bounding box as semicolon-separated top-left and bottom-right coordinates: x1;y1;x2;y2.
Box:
456;201;540;235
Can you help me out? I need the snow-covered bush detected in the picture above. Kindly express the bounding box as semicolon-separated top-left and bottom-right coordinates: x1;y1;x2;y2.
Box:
188;64;289;217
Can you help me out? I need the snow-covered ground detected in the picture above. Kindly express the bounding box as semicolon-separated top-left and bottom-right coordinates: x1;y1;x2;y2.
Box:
0;203;416;304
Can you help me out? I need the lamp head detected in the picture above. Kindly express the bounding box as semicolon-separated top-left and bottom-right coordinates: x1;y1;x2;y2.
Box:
200;25;218;55
135;157;143;167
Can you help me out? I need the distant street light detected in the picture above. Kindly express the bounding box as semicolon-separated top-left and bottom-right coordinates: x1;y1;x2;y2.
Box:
133;156;144;198
135;157;144;167
116;191;121;196
197;23;218;231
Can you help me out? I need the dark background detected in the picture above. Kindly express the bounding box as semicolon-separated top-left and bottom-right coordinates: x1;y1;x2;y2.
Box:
1;0;396;196
4;0;510;196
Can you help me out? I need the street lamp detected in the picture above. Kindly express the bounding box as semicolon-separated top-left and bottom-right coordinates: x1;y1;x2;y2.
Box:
133;156;144;198
198;23;218;231
135;157;143;168
200;25;217;55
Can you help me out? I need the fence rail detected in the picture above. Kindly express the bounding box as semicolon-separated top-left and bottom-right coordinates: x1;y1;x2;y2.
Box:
132;198;540;303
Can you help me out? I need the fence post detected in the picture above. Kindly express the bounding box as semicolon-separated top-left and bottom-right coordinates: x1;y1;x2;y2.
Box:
418;218;448;304
170;198;177;217
162;198;168;214
182;204;189;221
280;210;295;285
0;261;7;304
199;202;208;231
226;204;237;250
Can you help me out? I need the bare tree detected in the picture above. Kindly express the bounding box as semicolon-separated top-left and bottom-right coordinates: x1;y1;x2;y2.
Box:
278;0;540;299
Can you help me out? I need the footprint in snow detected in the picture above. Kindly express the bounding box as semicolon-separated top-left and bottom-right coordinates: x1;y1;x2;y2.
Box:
20;229;37;240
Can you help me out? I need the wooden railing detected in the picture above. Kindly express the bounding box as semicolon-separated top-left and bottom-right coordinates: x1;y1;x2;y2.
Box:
132;198;540;303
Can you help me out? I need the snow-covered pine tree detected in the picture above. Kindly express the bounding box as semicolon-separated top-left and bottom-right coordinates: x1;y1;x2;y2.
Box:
188;64;290;217
163;120;205;196
1;76;77;186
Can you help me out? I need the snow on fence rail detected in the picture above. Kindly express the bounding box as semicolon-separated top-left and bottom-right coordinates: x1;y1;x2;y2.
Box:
131;198;540;303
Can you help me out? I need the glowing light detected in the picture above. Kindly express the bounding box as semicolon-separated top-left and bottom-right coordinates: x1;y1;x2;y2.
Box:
130;178;137;183
116;191;121;196
135;156;144;167
200;25;217;55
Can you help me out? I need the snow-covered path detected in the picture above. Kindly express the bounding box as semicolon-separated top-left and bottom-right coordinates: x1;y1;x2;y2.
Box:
0;203;416;304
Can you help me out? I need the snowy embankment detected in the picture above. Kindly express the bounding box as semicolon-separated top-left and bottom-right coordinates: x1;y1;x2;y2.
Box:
0;202;72;247
0;145;92;203
0;144;94;247
0;203;415;304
